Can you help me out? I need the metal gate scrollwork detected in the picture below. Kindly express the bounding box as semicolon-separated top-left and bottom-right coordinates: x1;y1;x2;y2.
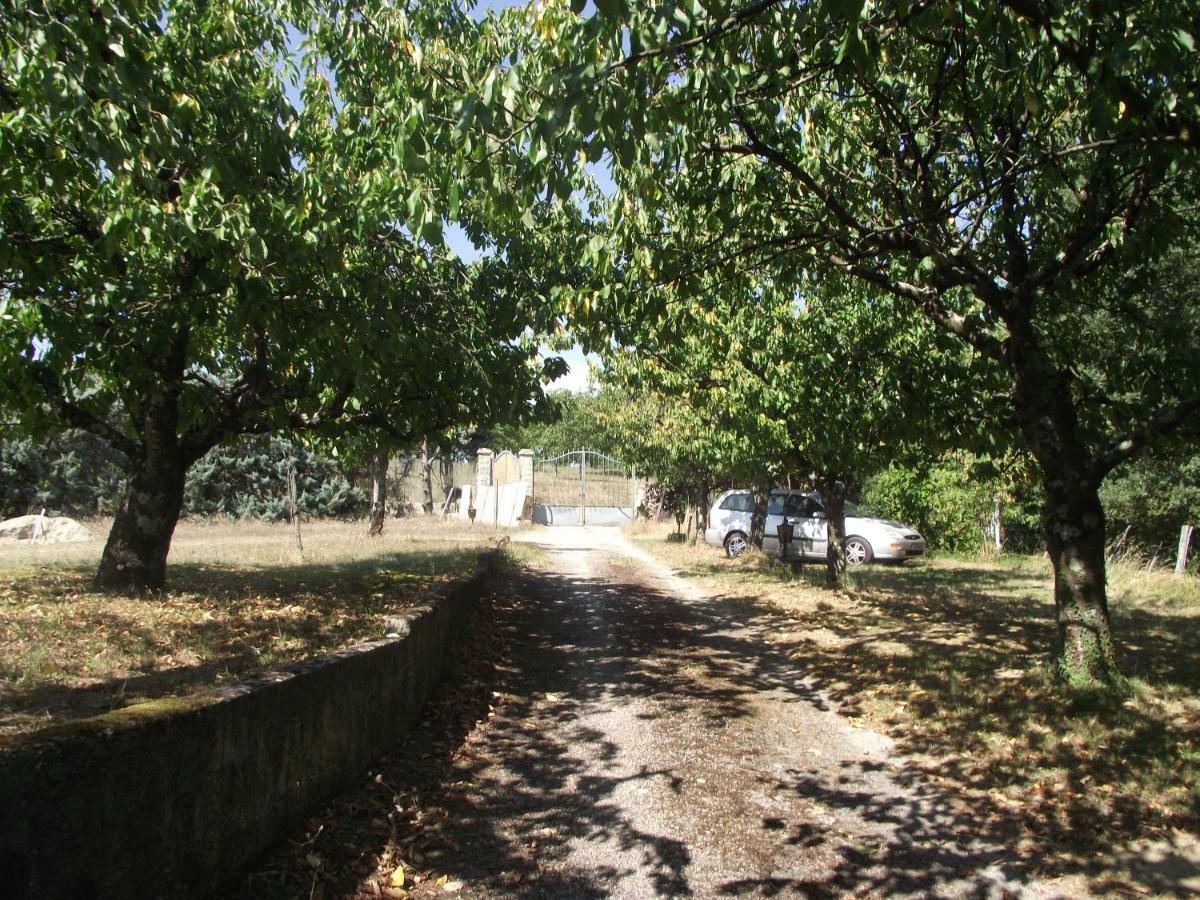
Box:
531;449;635;526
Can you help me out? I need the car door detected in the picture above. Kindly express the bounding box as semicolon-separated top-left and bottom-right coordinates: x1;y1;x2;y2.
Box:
777;492;809;559
795;495;828;559
761;491;787;555
709;491;754;544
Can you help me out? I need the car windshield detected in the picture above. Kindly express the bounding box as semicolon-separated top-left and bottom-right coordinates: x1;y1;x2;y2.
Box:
844;500;861;517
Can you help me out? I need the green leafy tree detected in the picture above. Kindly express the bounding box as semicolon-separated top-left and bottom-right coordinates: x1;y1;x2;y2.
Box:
864;453;1044;555
593;374;739;537
0;0;560;589
1101;449;1200;563
498;0;1200;684
488;387;623;457
596;268;984;585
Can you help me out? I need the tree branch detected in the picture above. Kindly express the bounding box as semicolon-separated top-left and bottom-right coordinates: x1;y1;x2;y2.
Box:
30;364;137;457
1093;394;1200;481
608;0;785;74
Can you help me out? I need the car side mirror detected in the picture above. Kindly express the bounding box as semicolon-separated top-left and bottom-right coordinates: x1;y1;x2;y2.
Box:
812;510;826;519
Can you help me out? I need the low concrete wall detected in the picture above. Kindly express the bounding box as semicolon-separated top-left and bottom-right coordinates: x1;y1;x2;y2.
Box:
532;504;635;526
0;551;502;899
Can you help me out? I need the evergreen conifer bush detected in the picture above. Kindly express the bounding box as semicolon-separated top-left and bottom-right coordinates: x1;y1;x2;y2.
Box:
183;437;366;521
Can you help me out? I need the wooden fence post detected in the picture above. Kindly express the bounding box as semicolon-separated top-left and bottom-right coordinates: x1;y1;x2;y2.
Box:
1175;524;1194;576
287;461;303;553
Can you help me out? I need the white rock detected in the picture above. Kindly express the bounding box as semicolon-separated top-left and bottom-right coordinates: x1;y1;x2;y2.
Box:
0;514;95;544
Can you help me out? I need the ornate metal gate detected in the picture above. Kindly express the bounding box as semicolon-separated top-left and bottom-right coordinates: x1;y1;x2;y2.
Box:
532;449;636;526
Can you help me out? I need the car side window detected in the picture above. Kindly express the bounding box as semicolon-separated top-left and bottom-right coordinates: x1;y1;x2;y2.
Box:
803;496;825;516
719;493;754;512
782;494;807;516
766;494;784;515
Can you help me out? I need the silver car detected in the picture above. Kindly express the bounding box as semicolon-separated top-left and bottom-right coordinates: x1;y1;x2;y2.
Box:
703;489;926;564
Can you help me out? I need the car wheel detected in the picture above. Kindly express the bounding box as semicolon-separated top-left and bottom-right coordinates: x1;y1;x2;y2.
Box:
724;531;750;559
844;536;873;566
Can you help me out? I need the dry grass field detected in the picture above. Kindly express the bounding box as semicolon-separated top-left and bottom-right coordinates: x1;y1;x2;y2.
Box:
0;516;517;738
630;523;1200;895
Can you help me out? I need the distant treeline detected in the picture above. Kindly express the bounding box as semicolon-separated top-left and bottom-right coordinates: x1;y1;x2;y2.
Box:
1;433;367;522
3;427;1196;562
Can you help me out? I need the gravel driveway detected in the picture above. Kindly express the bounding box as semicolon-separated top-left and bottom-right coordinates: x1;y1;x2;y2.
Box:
396;526;1057;899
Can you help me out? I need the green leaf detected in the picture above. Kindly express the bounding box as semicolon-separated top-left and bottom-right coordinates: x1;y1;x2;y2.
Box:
420;218;443;245
594;0;622;20
406;186;424;223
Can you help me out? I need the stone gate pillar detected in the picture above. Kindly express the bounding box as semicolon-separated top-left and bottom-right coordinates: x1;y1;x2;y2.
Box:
518;449;535;523
518;449;534;486
475;448;493;498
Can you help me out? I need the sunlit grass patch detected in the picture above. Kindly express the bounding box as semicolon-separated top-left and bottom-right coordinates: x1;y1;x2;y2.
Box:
0;517;510;738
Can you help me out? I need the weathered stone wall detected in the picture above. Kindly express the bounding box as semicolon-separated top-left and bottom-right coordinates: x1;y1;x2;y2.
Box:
0;551;501;899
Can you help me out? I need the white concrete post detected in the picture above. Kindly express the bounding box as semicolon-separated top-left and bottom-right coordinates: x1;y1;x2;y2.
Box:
991;496;1003;550
1176;524;1194;576
475;448;493;523
518;448;534;486
476;448;493;493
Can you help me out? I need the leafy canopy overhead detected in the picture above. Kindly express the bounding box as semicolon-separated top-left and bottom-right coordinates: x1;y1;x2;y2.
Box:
483;0;1200;471
614;247;996;472
0;0;564;462
470;0;1200;677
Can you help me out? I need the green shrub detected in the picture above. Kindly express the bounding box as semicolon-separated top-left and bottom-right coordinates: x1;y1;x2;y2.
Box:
1101;452;1200;564
1;430;366;521
862;454;1043;555
184;436;366;521
0;431;126;518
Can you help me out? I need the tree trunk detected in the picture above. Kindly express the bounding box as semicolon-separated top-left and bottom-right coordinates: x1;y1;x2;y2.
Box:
367;448;388;536
440;457;454;509
1039;464;1118;685
95;443;188;592
750;477;773;548
821;476;849;589
287;461;303;552
420;439;435;515
1008;317;1119;686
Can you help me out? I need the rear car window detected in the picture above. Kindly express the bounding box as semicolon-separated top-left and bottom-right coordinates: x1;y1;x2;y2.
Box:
781;494;803;515
719;493;755;512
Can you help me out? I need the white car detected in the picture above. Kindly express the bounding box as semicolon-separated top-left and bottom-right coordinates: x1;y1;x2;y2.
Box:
704;489;926;564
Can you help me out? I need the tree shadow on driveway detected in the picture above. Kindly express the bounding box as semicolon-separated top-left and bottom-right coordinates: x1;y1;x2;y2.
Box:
239;556;1059;899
